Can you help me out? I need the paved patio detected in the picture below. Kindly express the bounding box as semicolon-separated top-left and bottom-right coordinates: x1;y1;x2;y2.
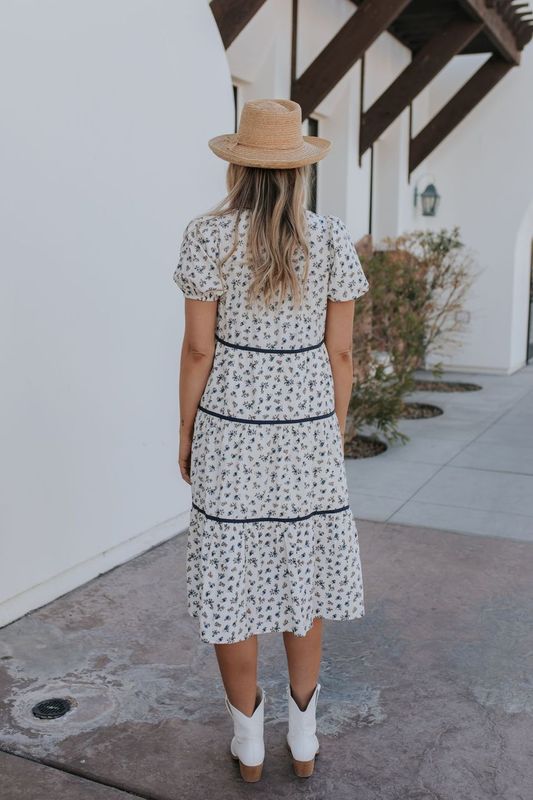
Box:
1;367;533;799
349;364;533;541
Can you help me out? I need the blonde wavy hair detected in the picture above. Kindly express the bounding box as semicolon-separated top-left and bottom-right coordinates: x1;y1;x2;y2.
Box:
206;163;311;308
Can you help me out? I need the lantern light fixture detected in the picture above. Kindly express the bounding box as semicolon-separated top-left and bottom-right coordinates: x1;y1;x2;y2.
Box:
414;175;441;217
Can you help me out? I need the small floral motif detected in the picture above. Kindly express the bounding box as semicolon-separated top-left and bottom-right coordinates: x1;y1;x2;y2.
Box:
173;209;369;644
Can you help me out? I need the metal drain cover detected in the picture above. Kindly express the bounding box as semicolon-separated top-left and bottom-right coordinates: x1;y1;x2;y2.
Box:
32;697;72;720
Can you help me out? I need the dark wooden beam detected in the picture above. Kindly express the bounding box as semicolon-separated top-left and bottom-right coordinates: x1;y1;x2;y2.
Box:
359;19;483;157
456;0;522;63
516;20;533;49
209;0;268;50
291;0;412;120
409;54;513;172
290;0;298;84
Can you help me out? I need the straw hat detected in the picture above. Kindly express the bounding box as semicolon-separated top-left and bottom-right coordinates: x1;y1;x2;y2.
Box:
208;99;331;169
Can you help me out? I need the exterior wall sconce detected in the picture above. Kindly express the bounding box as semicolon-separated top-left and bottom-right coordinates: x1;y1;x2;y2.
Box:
414;175;441;217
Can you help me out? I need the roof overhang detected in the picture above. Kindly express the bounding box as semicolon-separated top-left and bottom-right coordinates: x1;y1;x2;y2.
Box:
211;0;532;171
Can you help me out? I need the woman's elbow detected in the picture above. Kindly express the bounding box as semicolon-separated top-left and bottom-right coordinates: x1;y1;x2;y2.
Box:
327;345;353;362
182;338;216;363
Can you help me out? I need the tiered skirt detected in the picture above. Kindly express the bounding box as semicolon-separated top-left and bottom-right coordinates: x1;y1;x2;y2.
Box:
187;335;365;644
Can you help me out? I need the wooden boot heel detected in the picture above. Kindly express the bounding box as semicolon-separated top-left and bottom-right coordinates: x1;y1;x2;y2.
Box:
286;740;319;777
238;760;264;782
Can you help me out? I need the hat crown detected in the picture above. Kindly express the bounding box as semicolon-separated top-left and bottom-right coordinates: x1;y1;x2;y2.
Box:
236;99;304;151
207;97;331;168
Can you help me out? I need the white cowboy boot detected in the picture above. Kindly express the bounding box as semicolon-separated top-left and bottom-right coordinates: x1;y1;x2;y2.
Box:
224;685;265;782
286;682;321;777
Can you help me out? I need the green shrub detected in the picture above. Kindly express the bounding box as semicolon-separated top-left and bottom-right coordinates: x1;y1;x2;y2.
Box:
348;226;477;444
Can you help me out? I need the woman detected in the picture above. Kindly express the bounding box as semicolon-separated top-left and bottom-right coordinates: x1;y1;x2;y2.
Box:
174;99;369;782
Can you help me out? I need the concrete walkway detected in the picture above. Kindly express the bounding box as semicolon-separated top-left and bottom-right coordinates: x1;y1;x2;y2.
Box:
0;752;143;800
348;364;533;541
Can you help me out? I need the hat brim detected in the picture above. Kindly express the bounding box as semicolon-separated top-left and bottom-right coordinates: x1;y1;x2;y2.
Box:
208;134;331;169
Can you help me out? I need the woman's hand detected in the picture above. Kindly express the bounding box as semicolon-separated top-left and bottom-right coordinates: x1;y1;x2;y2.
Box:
178;433;193;485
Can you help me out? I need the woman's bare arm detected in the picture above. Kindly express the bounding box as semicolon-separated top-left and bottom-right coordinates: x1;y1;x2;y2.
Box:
178;298;218;482
324;299;355;436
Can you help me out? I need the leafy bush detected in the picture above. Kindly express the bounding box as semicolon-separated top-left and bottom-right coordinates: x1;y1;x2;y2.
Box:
347;226;477;444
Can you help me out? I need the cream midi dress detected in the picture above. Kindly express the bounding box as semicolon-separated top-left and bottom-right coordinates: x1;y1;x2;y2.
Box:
173;208;370;644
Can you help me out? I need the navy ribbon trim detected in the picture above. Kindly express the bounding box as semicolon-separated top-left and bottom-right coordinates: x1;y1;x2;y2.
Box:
192;501;350;524
198;405;335;424
215;334;324;353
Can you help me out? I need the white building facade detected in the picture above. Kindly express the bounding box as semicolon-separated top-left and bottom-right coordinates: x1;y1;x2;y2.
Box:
226;0;533;375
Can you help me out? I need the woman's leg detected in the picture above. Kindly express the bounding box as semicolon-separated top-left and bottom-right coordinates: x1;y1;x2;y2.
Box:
214;634;259;716
282;617;323;710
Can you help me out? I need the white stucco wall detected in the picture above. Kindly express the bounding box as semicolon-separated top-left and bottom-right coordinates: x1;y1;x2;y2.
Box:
364;34;411;242
511;200;533;369
411;47;533;373
0;0;234;625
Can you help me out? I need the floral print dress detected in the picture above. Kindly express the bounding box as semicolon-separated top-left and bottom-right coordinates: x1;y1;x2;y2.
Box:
173;208;370;644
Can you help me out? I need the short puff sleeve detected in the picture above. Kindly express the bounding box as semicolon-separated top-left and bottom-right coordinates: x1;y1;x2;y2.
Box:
173;217;227;301
327;215;369;302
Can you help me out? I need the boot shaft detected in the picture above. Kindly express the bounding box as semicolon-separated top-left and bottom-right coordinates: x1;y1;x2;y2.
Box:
287;682;321;734
225;685;266;771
